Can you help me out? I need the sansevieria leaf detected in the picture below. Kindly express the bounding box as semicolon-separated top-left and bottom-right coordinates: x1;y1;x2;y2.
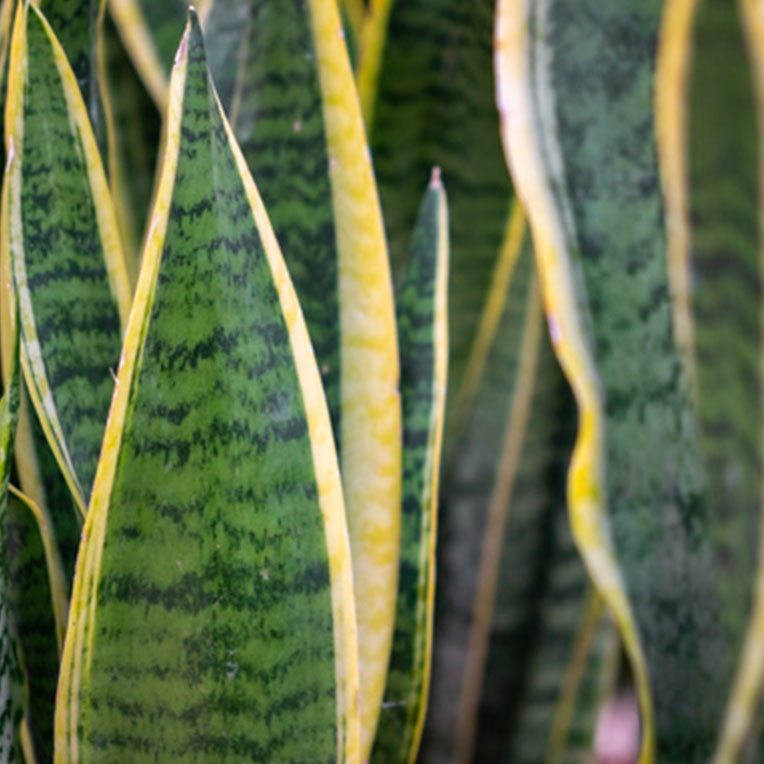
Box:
3;1;132;516
0;310;20;763
496;0;736;760
204;1;402;754
56;11;359;763
7;486;67;763
371;170;448;764
368;0;513;424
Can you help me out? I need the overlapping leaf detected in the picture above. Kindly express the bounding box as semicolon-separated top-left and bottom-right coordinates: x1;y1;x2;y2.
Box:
367;0;513;422
202;2;401;754
3;1;132;518
371;171;448;764
56;13;359;762
495;0;742;760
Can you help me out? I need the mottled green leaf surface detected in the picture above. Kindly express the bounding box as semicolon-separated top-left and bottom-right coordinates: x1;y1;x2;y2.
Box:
5;2;131;514
208;0;342;438
0;320;20;764
370;0;513;416
372;173;448;764
527;1;728;758
57;15;356;763
7;493;59;764
688;0;761;666
38;0;102;139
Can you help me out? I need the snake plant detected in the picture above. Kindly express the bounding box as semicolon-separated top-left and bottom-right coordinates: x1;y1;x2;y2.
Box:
0;0;761;763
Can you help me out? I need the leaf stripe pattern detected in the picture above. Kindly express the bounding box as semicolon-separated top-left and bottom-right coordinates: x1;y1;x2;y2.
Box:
371;170;448;764
211;2;402;754
369;0;513;421
714;0;764;758
56;12;359;763
494;1;656;760
4;2;131;515
0;310;20;763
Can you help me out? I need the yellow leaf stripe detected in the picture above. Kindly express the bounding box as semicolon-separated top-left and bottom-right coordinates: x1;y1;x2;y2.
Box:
8;484;68;653
55;17;361;763
309;0;402;757
356;0;395;129
494;1;655;761
655;0;700;395
4;1;131;517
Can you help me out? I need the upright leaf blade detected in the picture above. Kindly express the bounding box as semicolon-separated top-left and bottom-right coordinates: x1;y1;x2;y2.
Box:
56;13;359;763
368;0;513;419
0;312;20;763
4;1;132;515
205;2;402;753
371;170;448;764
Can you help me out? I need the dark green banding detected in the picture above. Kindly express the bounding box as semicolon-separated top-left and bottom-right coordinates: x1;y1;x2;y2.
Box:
38;0;102;143
540;1;726;757
371;176;448;764
370;0;513;423
0;317;22;761
17;8;124;505
688;0;761;686
7;493;59;763
71;16;339;763
219;0;342;448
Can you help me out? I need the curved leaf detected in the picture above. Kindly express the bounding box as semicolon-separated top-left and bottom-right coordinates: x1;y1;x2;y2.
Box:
496;0;738;760
56;13;359;763
3;1;132;515
371;170;448;764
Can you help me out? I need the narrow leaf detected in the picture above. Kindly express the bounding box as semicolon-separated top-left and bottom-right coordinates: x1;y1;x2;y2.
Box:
6;487;66;764
368;0;513;421
206;1;402;754
0;310;21;763
4;1;132;515
371;170;448;764
56;13;359;763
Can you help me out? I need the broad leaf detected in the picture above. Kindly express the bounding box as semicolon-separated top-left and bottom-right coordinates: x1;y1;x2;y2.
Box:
56;13;359;763
371;170;448;764
204;1;402;754
3;1;132;516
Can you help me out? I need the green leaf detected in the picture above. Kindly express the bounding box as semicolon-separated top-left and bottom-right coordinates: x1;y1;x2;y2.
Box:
371;170;448;764
3;1;132;516
0;309;21;763
204;2;401;754
683;0;764;757
6;487;67;764
37;0;103;142
56;12;359;763
99;7;160;275
496;0;735;759
368;0;514;422
107;0;188;110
